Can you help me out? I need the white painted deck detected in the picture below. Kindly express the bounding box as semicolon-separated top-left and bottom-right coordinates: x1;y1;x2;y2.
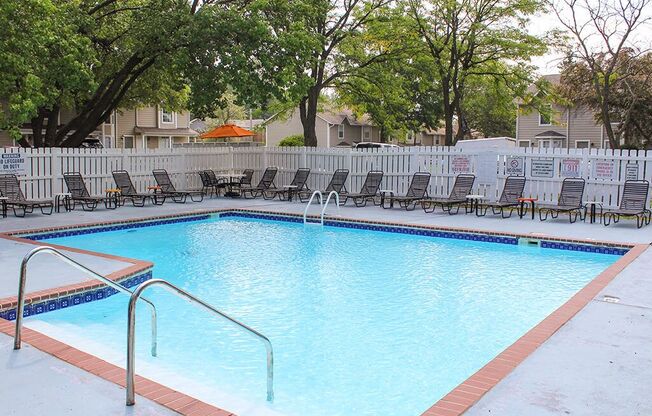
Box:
0;196;650;415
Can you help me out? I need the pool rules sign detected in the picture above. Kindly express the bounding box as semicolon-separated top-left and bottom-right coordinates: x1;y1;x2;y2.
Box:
0;153;27;175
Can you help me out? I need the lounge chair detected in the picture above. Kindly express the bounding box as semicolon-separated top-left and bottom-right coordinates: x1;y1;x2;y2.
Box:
112;170;163;206
476;176;526;218
240;167;278;198
420;174;475;214
381;172;431;211
153;169;204;203
199;170;225;197
0;174;53;217
262;168;310;200
299;169;349;202
63;172;110;211
538;178;585;223
603;180;651;228
343;170;384;207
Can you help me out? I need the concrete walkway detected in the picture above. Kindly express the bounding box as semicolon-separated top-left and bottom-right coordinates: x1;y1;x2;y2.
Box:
0;196;650;415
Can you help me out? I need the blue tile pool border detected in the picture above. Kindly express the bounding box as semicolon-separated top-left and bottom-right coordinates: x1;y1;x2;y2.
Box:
0;270;153;321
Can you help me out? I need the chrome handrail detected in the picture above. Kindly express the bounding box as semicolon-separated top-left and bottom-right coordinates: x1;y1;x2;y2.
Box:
14;246;158;357
320;191;340;224
303;190;323;224
126;279;274;405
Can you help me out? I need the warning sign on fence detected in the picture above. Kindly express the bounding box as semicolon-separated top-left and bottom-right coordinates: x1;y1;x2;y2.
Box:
625;163;639;180
506;156;525;176
451;155;471;173
0;153;26;175
561;158;581;177
592;160;617;180
530;158;554;178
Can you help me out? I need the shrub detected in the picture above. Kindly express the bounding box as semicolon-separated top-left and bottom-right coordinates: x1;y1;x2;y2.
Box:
278;134;304;147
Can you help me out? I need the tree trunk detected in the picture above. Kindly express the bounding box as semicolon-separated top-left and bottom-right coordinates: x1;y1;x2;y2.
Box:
601;106;619;149
299;87;320;147
442;79;454;146
44;105;60;147
31;112;45;148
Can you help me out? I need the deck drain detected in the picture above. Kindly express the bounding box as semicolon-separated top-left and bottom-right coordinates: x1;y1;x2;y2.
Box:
602;295;620;303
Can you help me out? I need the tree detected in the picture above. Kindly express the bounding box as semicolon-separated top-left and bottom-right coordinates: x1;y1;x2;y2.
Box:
0;0;285;147
558;51;652;148
551;0;651;149
261;0;395;146
405;0;547;145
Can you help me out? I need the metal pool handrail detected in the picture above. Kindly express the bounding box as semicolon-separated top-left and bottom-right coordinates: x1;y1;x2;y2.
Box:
126;278;274;405
320;191;340;224
14;246;158;357
303;190;323;224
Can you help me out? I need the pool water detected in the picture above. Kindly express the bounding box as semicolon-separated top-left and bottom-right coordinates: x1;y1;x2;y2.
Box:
27;216;618;416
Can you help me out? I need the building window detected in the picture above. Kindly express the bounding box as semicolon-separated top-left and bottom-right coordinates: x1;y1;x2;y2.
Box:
538;105;552;126
338;124;344;139
363;127;370;140
518;140;531;148
575;140;590;149
161;109;174;124
603;139;611;149
123;135;134;149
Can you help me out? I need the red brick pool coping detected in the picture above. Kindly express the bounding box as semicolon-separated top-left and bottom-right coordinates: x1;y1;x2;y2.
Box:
0;209;647;416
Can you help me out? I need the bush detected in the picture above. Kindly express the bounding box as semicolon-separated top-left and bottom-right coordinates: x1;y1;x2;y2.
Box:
278;134;304;147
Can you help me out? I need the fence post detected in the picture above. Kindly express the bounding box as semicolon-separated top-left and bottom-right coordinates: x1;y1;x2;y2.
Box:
51;147;63;195
302;146;307;168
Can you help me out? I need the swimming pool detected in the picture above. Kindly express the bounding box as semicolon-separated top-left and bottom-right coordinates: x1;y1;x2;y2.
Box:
23;214;619;416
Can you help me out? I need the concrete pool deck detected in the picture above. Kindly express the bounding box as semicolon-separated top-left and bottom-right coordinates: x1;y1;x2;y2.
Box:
0;196;650;415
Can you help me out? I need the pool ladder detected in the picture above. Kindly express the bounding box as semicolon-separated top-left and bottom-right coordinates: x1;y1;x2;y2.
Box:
303;190;340;225
12;246;275;405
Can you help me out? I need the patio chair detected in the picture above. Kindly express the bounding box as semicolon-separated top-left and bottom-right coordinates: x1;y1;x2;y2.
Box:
603;180;651;228
420;174;475;214
240;167;278;198
381;172;431;211
112;170;163;206
153;169;204;203
63;172;109;211
0;174;53;217
262;168;311;200
476;176;526;218
299;169;349;203
343;170;384;207
538;178;585;223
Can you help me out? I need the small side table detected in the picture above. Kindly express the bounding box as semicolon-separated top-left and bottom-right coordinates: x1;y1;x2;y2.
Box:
54;193;73;213
379;189;395;209
285;185;298;202
584;201;603;224
147;185;165;205
466;194;486;214
105;189;122;209
517;197;538;220
0;197;7;218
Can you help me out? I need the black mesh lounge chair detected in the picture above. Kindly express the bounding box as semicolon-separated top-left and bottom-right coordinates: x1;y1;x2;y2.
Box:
382;172;431;211
603;180;651;228
538;178;585;223
476;176;526;218
63;172;109;211
240;167;278;198
0;174;53;217
112;170;163;206
420;174;475;214
299;169;349;202
262;168;311;200
343;170;384;207
153;169;204;203
199;171;220;197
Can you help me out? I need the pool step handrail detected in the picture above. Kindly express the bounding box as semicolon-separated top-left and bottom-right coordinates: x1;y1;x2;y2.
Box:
320;191;340;224
126;278;274;405
303;190;323;224
14;246;158;356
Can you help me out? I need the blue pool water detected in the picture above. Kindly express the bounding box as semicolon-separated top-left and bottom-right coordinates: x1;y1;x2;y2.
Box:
28;216;618;416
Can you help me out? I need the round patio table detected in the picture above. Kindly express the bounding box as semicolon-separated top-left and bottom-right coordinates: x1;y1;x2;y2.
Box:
517;197;538;220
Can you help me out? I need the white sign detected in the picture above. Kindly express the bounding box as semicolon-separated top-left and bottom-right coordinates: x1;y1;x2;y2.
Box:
451;155;471;173
531;158;554;178
561;158;581;177
0;153;27;175
625;163;638;180
592;160;617;180
506;156;525;176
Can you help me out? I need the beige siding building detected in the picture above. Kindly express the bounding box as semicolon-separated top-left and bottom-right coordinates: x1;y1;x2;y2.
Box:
516;74;610;150
265;108;381;147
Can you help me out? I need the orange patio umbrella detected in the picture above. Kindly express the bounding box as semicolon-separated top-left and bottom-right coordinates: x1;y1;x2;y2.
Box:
200;124;255;139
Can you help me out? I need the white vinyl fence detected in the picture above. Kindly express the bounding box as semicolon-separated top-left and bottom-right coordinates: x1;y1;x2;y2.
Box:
1;146;651;209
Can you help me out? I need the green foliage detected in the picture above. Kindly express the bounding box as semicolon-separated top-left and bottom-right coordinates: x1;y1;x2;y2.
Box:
278;134;305;146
